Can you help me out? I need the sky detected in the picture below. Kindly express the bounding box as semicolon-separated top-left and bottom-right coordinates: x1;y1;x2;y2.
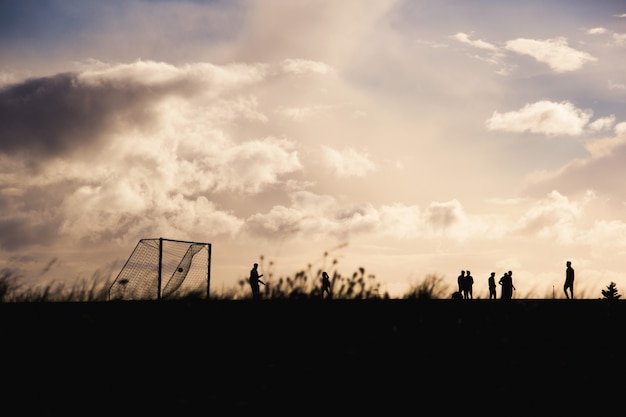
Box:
1;0;625;299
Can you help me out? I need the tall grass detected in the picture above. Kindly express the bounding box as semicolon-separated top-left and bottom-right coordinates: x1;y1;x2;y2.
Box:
0;268;113;302
1;258;618;302
234;265;390;300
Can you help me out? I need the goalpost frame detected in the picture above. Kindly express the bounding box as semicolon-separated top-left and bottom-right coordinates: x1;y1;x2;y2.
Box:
156;237;212;300
109;237;212;301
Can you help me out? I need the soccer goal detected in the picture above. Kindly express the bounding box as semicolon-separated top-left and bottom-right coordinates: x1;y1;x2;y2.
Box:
108;238;212;301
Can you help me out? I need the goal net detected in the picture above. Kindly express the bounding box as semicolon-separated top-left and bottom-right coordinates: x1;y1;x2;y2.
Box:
108;238;212;301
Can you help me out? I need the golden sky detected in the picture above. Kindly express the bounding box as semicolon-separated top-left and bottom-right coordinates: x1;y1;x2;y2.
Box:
1;0;626;298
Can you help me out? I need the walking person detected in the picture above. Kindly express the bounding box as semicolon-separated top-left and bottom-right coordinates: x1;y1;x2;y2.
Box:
488;272;497;299
249;262;265;299
321;271;332;299
564;261;575;299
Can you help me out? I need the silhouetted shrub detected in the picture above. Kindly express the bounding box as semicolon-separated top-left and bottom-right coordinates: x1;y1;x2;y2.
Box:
601;282;621;300
405;274;449;299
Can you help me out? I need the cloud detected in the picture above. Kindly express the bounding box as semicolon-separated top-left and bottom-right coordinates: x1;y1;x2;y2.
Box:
451;32;512;74
0;60;310;251
242;194;492;244
452;32;498;51
608;80;626;90
321;146;377;177
276;104;337;121
0;61;268;164
587;27;608;35
280;58;335;75
513;190;586;241
613;33;626;46
522;129;626;198
513;190;626;251
505;37;597;72
584;25;626;46
588;115;615;132
485;100;592;135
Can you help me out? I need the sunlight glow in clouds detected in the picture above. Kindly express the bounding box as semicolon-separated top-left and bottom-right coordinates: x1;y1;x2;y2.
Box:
1;0;626;299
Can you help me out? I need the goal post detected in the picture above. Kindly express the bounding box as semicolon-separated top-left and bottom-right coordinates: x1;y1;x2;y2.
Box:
109;237;212;301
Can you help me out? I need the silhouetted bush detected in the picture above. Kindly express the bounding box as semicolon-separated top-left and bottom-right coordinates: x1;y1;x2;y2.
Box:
405;274;449;299
601;282;621;300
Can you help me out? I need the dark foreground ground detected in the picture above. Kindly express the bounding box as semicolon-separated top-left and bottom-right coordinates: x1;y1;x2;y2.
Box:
2;299;625;415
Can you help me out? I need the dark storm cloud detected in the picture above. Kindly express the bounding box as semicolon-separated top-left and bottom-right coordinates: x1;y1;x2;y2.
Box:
0;216;61;251
0;72;166;163
0;180;81;250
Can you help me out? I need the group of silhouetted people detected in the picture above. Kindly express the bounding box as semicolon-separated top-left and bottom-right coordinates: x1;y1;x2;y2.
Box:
453;261;575;300
456;270;475;299
455;269;514;300
248;260;575;300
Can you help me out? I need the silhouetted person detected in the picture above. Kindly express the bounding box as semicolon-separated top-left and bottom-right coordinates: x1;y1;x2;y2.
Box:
321;271;332;299
499;270;515;300
564;261;574;299
463;270;474;299
249;263;265;299
457;270;465;295
488;272;497;299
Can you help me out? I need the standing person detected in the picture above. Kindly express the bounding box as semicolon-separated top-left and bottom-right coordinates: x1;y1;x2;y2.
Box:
321;271;332;299
464;270;474;299
499;271;515;300
457;270;465;295
508;271;516;298
564;261;575;299
488;272;497;299
249;263;265;299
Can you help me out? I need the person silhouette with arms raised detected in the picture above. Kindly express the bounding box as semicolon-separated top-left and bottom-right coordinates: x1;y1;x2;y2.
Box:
564;261;575;299
499;270;515;300
488;272;497;299
249;263;265;299
465;270;474;299
321;271;332;299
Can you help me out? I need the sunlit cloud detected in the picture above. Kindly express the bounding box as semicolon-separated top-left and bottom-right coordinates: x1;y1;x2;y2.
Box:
513;190;586;241
505;37;597;72
452;32;498;51
588;115;616;132
321;146;377;177
485;100;592;135
451;32;512;74
280;58;335;75
587;27;608;35
0;60;307;250
276;104;337;121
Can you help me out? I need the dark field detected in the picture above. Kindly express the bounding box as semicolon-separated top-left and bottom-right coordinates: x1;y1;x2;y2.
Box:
2;299;624;415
